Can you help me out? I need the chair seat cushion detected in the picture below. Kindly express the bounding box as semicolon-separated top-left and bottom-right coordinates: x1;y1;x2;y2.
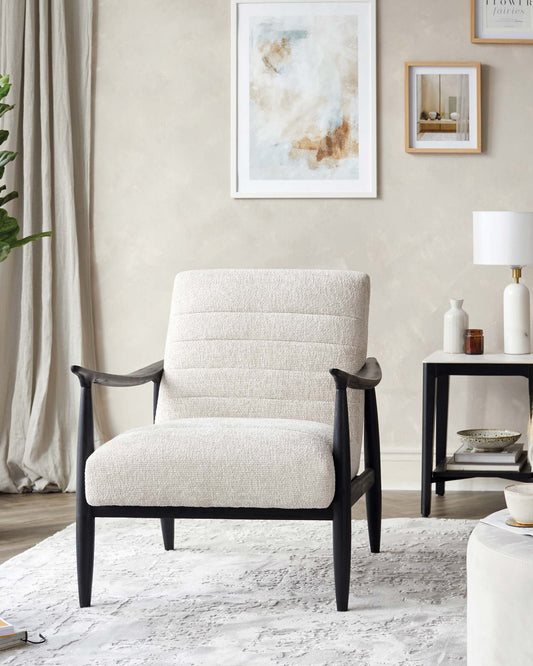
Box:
85;418;335;509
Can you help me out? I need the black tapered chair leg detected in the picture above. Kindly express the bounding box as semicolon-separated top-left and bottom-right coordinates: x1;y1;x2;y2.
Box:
332;505;351;612
161;517;174;551
77;513;95;608
364;387;382;553
365;480;381;553
76;383;96;608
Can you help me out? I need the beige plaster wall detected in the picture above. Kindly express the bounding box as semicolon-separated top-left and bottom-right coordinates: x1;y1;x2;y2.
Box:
92;0;533;489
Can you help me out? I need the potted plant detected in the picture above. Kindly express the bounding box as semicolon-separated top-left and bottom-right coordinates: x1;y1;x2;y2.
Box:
0;74;51;262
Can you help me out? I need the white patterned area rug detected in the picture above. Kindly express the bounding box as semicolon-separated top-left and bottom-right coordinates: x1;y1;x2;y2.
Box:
0;517;475;665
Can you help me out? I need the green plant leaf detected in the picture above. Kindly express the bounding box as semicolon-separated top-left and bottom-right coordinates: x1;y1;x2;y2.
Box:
0;103;14;118
0;190;18;206
0;129;8;145
0;185;6;193
0;150;17;168
0;208;20;241
0;88;10;104
0;242;11;262
0;74;10;101
10;231;52;248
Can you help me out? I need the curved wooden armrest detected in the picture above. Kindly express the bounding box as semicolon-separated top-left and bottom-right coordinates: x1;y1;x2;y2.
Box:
330;357;382;391
71;360;164;388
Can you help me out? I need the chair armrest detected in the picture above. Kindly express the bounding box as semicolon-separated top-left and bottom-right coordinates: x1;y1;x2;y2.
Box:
330;357;382;391
71;360;164;388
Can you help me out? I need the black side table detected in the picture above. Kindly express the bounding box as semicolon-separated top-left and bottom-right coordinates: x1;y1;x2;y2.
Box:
422;351;533;517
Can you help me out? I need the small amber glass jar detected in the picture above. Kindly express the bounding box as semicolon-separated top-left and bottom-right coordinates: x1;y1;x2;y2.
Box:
465;329;484;355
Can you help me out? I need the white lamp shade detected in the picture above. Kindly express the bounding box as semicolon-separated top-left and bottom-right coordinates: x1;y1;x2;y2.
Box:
473;211;533;267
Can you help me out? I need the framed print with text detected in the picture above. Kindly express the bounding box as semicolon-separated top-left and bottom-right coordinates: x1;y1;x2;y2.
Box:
405;62;482;154
231;0;376;198
472;0;533;43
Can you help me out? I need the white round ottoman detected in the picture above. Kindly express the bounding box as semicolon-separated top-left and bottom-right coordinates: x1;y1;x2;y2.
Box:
468;522;533;665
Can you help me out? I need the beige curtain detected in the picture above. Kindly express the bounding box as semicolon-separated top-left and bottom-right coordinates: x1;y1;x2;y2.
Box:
0;0;101;492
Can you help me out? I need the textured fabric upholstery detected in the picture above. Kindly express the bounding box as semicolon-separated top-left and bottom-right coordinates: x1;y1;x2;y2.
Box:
86;269;370;509
85;418;335;508
156;269;370;478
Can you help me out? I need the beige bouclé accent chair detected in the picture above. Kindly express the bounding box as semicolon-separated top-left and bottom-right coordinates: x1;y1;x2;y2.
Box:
72;269;382;611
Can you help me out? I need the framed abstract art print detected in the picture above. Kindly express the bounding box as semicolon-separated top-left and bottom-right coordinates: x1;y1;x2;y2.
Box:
231;0;376;198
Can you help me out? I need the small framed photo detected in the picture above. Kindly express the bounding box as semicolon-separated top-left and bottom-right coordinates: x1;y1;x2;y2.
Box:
231;0;376;198
405;62;481;154
471;0;533;43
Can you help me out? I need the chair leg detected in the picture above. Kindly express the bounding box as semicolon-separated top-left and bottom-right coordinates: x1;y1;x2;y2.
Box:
77;512;95;608
366;477;381;553
333;504;351;612
76;384;96;608
331;381;352;612
365;387;382;554
160;517;174;551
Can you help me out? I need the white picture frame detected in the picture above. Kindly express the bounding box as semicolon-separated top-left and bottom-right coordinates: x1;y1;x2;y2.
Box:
231;0;376;198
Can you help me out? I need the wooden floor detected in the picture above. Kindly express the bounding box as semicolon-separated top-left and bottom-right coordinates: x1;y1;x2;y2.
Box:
0;490;506;566
0;492;76;565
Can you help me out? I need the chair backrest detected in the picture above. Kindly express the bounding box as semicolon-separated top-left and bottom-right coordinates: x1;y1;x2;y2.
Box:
156;269;370;477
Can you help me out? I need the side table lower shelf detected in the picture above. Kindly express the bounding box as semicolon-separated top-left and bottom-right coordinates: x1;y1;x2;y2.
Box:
421;352;533;516
433;460;533;483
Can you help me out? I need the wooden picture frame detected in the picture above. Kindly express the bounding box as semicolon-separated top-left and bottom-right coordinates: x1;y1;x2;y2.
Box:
231;0;377;198
405;62;482;154
471;0;533;44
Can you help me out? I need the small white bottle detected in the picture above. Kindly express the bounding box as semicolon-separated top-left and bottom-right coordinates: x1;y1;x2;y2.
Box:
443;299;469;353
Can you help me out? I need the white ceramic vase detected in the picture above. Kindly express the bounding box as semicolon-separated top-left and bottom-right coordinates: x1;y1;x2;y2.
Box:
443;299;469;353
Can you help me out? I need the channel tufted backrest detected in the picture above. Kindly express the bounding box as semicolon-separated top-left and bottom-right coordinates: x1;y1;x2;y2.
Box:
155;269;370;477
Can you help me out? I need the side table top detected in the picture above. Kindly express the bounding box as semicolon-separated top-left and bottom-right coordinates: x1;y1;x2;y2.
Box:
424;351;533;365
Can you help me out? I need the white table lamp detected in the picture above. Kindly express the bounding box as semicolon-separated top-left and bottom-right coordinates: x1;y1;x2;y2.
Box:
473;211;533;354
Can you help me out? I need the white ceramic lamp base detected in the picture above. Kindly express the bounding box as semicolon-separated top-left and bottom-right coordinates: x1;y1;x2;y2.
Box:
503;281;530;354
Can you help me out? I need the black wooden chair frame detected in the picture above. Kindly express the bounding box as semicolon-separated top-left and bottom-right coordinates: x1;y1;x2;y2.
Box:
71;357;382;611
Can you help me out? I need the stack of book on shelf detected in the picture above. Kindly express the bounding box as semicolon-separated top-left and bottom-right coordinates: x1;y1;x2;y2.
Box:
446;442;527;472
0;618;27;652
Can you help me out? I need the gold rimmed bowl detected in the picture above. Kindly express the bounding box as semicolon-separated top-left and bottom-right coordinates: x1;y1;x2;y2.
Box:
456;429;521;453
505;484;533;527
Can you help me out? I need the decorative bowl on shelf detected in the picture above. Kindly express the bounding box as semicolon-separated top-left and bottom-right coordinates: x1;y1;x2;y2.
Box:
428;111;438;120
504;484;533;526
456;429;521;452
